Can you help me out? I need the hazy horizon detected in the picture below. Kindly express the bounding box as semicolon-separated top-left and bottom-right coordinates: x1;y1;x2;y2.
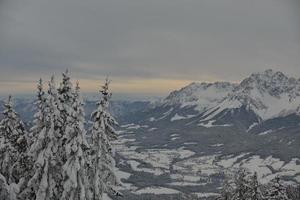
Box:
0;68;298;101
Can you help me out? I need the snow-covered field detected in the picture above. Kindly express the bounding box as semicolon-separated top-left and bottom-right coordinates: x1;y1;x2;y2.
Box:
134;187;180;195
114;124;300;195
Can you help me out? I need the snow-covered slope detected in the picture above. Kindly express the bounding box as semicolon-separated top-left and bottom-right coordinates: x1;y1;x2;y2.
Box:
202;69;300;121
164;82;236;111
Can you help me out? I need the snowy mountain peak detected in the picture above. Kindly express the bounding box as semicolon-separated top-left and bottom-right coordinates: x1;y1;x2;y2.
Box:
205;69;300;121
238;69;300;99
159;69;300;122
164;81;236;110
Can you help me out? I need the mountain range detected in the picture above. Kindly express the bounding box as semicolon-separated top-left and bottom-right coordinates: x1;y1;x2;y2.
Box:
114;69;300;199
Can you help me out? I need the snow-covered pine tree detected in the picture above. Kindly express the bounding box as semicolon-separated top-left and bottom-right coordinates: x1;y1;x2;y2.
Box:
232;168;250;200
57;69;75;172
0;173;19;200
0;96;28;186
19;79;48;199
58;69;74;123
286;184;300;200
87;78;120;200
29;78;47;145
247;172;263;200
61;82;89;200
26;76;64;200
55;70;78;196
265;177;290;200
218;175;234;200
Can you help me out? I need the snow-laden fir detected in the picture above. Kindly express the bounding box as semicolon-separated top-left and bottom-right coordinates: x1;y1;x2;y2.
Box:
87;78;121;199
0;96;29;200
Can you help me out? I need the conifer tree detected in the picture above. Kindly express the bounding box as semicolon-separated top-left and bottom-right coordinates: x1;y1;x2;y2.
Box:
232;168;250;200
29;78;47;145
0;96;28;200
57;69;75;173
248;172;263;200
19;79;47;199
265;177;290;200
58;69;74;122
219;176;234;200
87;78;120;200
286;185;300;200
26;76;64;200
0;96;28;185
61;82;89;200
0;173;18;200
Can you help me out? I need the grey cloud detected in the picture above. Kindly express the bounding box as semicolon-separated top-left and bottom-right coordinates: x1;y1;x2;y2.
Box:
0;0;299;90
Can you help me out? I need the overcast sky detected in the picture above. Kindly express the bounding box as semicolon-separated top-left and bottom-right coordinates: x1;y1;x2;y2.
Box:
0;0;300;96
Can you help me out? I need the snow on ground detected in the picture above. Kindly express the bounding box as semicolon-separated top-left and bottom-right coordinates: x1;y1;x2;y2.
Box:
127;160;166;176
172;153;300;184
233;156;300;184
198;120;232;128
115;127;300;193
287;140;295;145
167;182;206;186
210;143;224;147
193;192;219;198
177;147;196;159
128;160;140;171
170;113;186;121
121;123;135;128
254;92;300;120
184;142;198;145
103;193;113;200
119;147;195;170
116;137;136;144
121;123;149;130
258;130;273;136
217;153;250;168
170;113;196;122
156;108;174;120
200;99;243;122
174;155;219;176
115;136;196;178
116;168;131;180
247;122;258;132
280;158;300;176
295;176;300;182
149;117;155;122
116;129;300;186
216;154;300;184
126;125;142;129
115;167;136;190
126;124;149;130
116;127;300;187
134;187;180;195
113;138;137;152
234;155;272;183
170;174;204;183
263;156;285;170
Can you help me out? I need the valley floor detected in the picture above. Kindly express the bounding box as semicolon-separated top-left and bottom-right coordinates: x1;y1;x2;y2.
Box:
110;123;300;199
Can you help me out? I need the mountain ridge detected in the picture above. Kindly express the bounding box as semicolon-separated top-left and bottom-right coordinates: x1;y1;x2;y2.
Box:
163;69;300;122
